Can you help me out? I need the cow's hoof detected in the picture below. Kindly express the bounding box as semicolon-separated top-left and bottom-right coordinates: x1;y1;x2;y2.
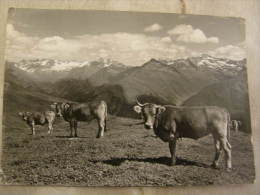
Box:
226;168;232;172
96;135;104;138
170;160;176;166
211;163;219;169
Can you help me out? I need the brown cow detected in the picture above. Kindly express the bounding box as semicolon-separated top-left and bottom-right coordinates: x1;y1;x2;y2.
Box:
18;111;56;135
134;100;232;171
52;100;108;138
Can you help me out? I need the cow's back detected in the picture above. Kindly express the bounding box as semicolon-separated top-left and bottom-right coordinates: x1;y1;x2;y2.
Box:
32;112;46;125
67;100;107;121
163;106;229;139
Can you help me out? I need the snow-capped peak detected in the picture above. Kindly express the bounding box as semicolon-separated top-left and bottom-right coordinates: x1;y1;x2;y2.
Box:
14;59;90;72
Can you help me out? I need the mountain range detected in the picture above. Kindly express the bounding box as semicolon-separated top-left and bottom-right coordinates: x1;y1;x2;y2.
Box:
5;55;251;132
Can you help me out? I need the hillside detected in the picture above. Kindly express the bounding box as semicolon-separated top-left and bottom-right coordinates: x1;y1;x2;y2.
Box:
113;56;245;105
183;71;251;132
3;64;68;129
6;55;249;123
2;57;255;186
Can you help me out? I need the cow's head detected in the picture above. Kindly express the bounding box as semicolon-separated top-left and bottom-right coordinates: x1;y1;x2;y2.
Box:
51;102;62;117
18;111;30;121
51;102;70;117
134;99;166;130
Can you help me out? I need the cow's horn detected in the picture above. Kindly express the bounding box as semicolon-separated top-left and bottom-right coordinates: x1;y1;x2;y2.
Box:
136;97;144;107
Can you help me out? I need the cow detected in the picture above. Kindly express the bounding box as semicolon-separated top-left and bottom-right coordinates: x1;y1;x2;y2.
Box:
18;111;56;135
133;100;232;171
231;120;241;132
51;100;108;138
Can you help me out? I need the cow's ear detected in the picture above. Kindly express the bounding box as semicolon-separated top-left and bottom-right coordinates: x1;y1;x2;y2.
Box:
157;106;166;115
134;105;142;114
18;112;23;116
64;103;71;110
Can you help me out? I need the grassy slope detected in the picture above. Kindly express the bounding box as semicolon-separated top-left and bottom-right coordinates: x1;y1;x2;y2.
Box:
2;116;255;186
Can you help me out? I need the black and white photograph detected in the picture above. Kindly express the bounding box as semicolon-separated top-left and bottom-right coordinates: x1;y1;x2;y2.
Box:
1;8;255;186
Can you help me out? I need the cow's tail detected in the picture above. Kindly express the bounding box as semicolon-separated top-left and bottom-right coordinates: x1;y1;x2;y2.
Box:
227;112;232;149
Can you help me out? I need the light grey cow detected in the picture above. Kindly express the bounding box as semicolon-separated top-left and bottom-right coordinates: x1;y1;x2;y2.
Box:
134;100;232;171
52;100;108;138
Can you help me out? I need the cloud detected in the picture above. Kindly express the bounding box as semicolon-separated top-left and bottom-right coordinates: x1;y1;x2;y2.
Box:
6;24;192;66
8;24;242;67
144;23;163;32
168;24;219;44
208;45;246;60
161;36;172;43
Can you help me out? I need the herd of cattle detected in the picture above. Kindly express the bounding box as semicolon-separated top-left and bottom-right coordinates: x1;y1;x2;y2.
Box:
18;99;242;172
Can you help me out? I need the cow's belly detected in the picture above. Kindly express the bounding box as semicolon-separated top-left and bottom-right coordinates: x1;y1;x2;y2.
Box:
154;128;173;142
75;113;94;121
180;126;210;139
34;119;46;126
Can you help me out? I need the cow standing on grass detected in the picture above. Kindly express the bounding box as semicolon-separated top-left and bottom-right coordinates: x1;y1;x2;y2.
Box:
231;120;241;132
18;111;56;135
51;100;108;138
134;100;232;172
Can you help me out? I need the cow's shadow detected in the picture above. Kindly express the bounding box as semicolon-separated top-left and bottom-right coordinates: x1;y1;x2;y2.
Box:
96;157;210;168
55;135;89;139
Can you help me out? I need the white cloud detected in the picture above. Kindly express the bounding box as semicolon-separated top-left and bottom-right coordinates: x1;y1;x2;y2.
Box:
208;45;246;60
144;23;163;32
168;24;219;44
161;36;172;43
8;24;242;67
6;24;193;66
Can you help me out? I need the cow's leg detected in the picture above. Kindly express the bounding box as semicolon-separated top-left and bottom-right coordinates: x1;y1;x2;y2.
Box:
212;139;221;169
104;118;108;132
69;121;74;137
220;137;232;171
169;138;177;166
235;123;238;132
51;122;54;134
74;121;78;137
96;119;105;138
47;122;52;134
30;122;36;135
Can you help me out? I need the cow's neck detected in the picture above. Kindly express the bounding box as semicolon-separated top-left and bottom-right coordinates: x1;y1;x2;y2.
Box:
153;113;162;132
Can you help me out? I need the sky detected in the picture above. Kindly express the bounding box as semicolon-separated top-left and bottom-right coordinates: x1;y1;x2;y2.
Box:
5;8;246;66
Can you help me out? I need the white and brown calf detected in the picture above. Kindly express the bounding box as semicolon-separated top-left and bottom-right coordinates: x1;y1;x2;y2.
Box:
18;111;56;135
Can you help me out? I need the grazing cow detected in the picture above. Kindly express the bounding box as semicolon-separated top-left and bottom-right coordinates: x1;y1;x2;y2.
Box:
18;111;56;135
134;100;232;171
231;120;241;132
52;100;108;138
